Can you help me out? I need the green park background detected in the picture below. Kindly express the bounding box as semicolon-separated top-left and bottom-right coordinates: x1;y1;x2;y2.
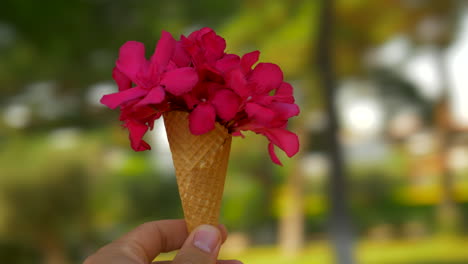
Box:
2;0;468;263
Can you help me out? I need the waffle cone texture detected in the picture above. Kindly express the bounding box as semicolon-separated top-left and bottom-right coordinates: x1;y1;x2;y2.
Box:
163;111;232;232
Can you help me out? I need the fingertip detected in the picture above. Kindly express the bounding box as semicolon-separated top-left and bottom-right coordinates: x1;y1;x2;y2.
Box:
172;224;222;264
217;224;228;243
192;225;221;253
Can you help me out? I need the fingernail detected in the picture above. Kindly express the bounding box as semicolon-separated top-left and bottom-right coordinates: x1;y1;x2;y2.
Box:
193;225;220;253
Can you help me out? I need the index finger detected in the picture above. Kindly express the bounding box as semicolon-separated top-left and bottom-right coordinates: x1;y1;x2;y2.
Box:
119;220;229;257
117;219;189;261
86;219;229;264
86;219;188;264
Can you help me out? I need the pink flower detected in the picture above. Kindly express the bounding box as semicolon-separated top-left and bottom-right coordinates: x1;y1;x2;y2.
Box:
215;51;300;165
101;27;300;165
177;28;228;84
101;31;198;109
176;28;241;135
100;31;198;151
184;82;241;135
238;81;300;165
182;27;226;66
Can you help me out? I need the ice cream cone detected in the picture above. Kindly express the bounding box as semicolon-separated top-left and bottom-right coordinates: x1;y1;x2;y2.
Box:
163;111;232;232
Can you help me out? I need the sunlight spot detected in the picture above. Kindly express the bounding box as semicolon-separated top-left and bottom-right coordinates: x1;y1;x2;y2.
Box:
3;103;31;128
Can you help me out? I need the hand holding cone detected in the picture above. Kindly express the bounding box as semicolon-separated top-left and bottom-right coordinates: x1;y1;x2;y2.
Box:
100;27;300;231
164;111;231;232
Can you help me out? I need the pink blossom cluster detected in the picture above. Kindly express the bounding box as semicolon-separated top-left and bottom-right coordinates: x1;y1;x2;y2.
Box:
101;28;299;165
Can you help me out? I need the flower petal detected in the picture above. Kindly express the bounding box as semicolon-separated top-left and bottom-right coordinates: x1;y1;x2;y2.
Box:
205;82;224;98
189;103;216;135
112;67;132;91
124;106;160;122
188;27;213;41
212;89;241;121
100;87;147;109
268;142;282;165
151;31;176;71
276;82;293;95
228;69;249;98
245;102;276;124
125;120;151;151
251;94;274;105
134;86;165;108
270;102;300;120
161;67;199;96
173;41;191;67
116;41;147;81
263;128;299;157
201;30;226;61
273;82;295;103
241;50;259;72
250;63;283;94
215;54;240;73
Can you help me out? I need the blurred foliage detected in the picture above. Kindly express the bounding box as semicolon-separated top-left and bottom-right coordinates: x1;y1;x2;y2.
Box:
0;0;242;94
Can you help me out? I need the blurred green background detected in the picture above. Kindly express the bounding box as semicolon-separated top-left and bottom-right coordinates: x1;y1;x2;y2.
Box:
2;0;468;263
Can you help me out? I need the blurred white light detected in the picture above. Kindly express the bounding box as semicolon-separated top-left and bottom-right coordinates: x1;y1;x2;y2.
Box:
406;131;436;156
48;128;81;150
367;35;410;67
447;11;468;127
23;81;77;120
150;119;174;175
87;82;117;107
3;104;31;128
404;47;442;101
389;109;422;138
343;99;384;137
41;95;77;120
301;153;329;180
345;138;389;164
447;146;468;171
103;148;128;171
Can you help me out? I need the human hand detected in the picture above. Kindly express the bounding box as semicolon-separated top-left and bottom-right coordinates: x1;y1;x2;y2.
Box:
84;219;242;264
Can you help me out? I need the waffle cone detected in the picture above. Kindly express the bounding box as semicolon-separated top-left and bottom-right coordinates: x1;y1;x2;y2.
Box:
163;111;232;232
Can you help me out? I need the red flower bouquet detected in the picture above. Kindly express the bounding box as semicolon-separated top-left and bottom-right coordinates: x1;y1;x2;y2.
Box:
101;28;299;231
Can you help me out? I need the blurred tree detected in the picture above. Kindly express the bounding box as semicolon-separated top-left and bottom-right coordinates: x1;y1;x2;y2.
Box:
0;133;139;263
0;0;242;129
316;0;355;263
333;0;463;236
0;144;96;264
423;1;461;235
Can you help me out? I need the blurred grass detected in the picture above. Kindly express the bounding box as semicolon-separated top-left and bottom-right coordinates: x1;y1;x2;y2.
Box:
157;237;468;264
230;237;468;264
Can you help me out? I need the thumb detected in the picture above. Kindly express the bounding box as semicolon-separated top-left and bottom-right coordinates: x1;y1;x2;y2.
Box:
172;224;221;264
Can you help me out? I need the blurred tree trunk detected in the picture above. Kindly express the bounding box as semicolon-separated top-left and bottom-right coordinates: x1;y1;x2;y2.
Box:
255;158;274;218
278;169;305;256
316;0;355;263
434;47;459;234
279;127;306;256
